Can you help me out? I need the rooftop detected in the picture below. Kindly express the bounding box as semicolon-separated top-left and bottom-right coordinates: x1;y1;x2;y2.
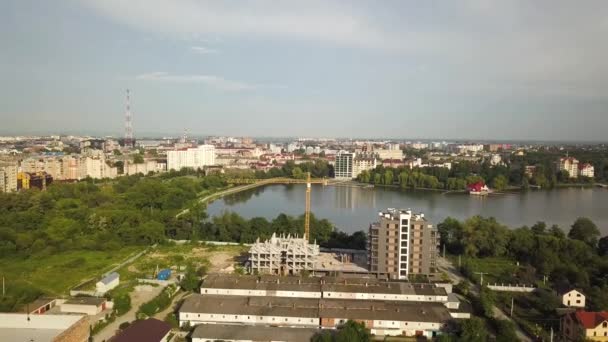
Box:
98;272;119;285
64;297;107;306
192;324;319;342
180;295;452;323
574;311;608;329
109;318;171;342
0;313;85;342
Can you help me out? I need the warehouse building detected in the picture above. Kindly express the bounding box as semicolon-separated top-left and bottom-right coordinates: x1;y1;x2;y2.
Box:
191;324;319;342
179;295;452;338
200;274;449;303
0;313;89;342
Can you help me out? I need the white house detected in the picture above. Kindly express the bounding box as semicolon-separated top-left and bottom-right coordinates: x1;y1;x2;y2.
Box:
96;272;119;294
562;289;586;308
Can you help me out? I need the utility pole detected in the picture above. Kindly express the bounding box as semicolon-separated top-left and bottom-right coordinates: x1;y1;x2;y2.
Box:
510;297;514;317
474;272;489;286
543;275;548;285
442;244;446;258
458;255;461;268
550;326;554;342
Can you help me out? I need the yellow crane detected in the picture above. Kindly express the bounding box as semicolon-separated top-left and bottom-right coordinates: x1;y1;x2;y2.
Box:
304;172;311;242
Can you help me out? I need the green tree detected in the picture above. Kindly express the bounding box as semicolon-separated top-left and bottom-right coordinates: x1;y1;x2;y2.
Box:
568;217;600;247
335;320;371;342
459;318;488;342
180;265;200;292
492;175;508;191
598;235;608;256
292;167;305;179
133;153;144;164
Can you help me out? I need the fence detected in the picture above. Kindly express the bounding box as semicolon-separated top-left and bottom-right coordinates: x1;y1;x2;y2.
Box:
487;283;536;292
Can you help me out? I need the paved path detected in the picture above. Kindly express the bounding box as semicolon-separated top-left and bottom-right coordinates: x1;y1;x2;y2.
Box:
437;257;532;342
93;285;165;342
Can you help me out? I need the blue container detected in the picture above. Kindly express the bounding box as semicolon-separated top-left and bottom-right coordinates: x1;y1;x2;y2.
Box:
157;269;171;280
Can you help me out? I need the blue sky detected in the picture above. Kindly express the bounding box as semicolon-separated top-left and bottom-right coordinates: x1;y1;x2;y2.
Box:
1;0;607;140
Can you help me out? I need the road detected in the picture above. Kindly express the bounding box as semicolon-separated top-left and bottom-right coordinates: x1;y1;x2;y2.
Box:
93;284;165;342
437;257;532;342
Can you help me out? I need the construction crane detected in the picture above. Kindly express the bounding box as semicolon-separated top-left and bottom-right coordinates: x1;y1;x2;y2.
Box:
304;172;311;241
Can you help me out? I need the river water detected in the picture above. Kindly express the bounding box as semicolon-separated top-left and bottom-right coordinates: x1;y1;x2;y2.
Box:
207;184;608;235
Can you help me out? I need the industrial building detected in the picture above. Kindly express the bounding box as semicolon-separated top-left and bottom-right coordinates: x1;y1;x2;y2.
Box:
200;274;451;304
0;313;89;342
179;295;452;338
248;233;319;275
60;297;109;315
191;324;319;342
369;209;440;279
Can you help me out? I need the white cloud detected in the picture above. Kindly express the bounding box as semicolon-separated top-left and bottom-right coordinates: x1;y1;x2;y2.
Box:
79;0;409;51
135;72;282;91
191;46;219;54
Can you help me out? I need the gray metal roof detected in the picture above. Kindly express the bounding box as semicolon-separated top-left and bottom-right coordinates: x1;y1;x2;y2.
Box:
99;272;119;285
192;324;319;342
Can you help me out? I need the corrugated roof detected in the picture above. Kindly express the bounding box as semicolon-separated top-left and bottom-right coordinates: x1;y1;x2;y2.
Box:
99;272;119;285
192;324;319;342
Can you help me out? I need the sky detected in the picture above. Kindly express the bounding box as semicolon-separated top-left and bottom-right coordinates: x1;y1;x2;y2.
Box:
1;0;607;141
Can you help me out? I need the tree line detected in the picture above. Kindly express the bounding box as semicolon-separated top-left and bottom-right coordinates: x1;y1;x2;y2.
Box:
438;216;608;311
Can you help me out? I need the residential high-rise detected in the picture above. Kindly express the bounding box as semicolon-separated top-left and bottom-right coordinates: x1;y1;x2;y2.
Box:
334;152;354;179
167;145;216;171
0;162;18;193
369;209;439;279
558;157;579;179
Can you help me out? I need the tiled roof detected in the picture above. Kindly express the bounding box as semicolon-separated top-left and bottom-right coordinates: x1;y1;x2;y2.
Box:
575;311;608;329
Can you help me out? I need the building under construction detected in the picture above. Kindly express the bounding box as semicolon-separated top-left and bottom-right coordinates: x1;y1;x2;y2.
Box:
248;233;319;275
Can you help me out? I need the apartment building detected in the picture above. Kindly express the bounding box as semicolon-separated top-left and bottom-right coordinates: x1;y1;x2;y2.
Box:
579;163;595;178
353;155;377;178
334;152;354;179
369;209;439;279
124;159;167;175
559;157;580;179
0;162;18;193
248;233;319;275
167;145;215;171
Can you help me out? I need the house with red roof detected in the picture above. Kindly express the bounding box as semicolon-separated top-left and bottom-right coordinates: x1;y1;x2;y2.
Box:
562;310;608;341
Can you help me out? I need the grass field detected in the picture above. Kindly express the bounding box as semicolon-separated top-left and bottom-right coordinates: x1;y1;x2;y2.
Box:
0;247;142;311
449;255;521;285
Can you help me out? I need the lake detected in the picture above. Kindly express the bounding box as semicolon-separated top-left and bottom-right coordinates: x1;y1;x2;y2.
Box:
207;184;608;235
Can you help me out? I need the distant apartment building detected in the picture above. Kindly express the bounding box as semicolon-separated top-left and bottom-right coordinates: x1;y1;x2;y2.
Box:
579;163;595;178
375;148;403;160
334;152;354;179
124;160;167;176
562;310;608;341
353;155;377;178
559;157;580;179
0;162;18;193
17;172;53;190
167;145;215;171
248;233;319;275
369;209;439;279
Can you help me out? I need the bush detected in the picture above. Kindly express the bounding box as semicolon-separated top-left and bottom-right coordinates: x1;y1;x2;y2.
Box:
136;285;176;319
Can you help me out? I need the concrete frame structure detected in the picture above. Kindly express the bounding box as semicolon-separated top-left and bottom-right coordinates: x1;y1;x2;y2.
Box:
248;233;319;275
369;209;439;279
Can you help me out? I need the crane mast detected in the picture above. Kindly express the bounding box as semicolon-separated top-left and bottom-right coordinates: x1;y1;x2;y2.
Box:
304;172;311;241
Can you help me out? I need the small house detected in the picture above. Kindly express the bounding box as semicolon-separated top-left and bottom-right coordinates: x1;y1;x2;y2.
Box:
562;311;608;341
60;297;109;315
96;272;120;294
562;289;586;308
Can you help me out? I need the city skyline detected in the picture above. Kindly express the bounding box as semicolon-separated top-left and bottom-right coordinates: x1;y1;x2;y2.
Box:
2;1;608;140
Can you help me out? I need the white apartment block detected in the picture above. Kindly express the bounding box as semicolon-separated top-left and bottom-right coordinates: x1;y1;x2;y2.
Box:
578;163;594;178
353;156;377;178
376;149;403;160
124;160;166;175
0;163;18;193
559;157;580;178
167;145;215;171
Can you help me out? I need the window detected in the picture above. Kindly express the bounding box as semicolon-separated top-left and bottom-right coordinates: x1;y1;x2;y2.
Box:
198;314;200;318
204;290;208;293
603;322;607;328
272;318;275;321
235;315;238;319
285;318;288;322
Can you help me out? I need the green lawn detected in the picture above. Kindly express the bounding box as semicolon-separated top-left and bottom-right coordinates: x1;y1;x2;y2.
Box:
0;247;142;309
449;255;521;285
